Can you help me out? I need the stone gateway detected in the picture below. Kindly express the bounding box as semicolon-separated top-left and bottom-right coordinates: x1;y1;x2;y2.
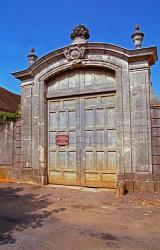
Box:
1;24;160;192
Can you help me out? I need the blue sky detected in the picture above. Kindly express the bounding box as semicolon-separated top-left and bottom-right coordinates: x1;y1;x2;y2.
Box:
0;0;159;95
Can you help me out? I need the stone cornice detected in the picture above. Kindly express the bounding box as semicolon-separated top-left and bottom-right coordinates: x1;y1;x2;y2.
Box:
12;43;158;81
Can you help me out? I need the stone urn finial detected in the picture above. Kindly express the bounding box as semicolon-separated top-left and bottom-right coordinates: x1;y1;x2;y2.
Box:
131;25;144;49
71;24;90;44
27;48;38;65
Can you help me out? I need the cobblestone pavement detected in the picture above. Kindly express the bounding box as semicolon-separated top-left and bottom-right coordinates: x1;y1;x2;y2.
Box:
0;183;160;250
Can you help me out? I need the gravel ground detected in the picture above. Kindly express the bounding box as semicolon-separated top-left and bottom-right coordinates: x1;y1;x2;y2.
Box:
0;183;160;250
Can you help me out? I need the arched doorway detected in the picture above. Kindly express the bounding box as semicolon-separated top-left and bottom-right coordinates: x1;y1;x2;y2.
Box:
47;67;117;188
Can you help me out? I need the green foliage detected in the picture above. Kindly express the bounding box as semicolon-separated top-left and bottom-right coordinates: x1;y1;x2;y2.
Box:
0;111;21;121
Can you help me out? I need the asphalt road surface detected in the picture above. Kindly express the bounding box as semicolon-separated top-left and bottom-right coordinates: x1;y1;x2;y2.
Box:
0;183;160;250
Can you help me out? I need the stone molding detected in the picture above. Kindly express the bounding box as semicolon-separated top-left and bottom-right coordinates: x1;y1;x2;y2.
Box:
12;43;157;81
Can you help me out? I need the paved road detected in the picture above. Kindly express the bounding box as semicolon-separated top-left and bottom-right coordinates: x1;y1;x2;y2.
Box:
0;183;160;250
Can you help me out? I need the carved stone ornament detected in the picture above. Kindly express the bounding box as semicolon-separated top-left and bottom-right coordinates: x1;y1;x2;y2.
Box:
64;45;85;65
131;24;144;49
71;24;90;44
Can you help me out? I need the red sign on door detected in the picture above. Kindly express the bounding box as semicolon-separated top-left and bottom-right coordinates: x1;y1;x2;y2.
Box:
56;135;69;146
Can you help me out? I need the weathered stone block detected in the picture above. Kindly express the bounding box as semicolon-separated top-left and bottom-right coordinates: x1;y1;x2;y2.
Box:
154;181;160;192
16;126;21;134
15;154;21;162
133;173;153;181
133;181;154;192
153;156;160;165
15;141;21;148
152;128;160;136
151;118;160;127
152;147;160;156
15;148;21;155
124;173;133;180
151;108;160;118
133;181;143;192
15;133;21;141
153;174;160;181
152;137;160;146
141;181;155;192
125;181;134;192
153;165;160;174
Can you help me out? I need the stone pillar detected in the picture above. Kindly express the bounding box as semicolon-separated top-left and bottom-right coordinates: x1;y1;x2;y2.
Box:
128;61;152;191
21;85;32;169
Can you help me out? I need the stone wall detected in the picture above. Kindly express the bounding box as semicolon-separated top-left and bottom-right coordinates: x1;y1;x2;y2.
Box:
119;105;160;193
0;119;44;185
151;105;160;180
0;120;21;182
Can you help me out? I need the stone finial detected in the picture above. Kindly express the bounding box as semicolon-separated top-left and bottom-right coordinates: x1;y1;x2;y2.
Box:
27;48;38;65
71;24;90;44
131;25;144;49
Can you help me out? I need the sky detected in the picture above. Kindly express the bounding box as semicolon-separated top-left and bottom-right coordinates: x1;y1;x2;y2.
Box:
0;0;160;96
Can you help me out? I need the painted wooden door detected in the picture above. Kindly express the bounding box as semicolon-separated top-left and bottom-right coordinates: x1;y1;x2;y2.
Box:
48;93;116;188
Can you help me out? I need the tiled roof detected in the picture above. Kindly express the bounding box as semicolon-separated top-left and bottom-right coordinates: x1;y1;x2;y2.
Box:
0;87;21;113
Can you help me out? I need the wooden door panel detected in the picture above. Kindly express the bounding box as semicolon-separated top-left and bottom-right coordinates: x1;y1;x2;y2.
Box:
80;94;116;188
48;98;80;185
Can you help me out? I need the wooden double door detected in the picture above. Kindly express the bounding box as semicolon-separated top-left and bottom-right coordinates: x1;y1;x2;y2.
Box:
48;93;117;188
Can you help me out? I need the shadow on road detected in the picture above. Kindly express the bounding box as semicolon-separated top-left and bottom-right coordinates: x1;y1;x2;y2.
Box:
0;184;53;245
